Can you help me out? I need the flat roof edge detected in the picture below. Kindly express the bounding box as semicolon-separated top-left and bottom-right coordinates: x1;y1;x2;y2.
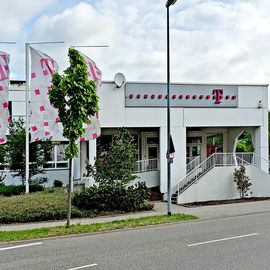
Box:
11;79;269;87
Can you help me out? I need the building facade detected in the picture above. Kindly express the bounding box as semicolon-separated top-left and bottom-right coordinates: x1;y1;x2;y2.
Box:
6;79;270;203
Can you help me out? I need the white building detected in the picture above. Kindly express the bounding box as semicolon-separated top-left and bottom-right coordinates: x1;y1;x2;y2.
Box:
6;78;270;204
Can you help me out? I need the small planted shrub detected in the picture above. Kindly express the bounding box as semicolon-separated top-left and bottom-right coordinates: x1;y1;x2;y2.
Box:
233;165;252;198
53;179;63;188
72;182;153;213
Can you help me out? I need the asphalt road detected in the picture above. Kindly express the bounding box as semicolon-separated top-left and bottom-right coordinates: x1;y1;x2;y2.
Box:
1;212;270;270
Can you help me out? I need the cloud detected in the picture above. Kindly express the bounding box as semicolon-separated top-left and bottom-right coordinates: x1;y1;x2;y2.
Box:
0;0;56;39
4;0;270;87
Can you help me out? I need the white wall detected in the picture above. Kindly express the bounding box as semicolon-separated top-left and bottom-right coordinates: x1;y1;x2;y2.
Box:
178;167;238;204
178;165;270;204
130;171;160;188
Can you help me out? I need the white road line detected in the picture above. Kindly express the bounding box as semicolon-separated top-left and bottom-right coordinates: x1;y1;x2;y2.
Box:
67;264;98;270
187;233;259;247
0;242;43;251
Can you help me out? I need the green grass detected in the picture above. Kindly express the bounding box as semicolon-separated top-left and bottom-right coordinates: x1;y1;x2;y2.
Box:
0;214;198;242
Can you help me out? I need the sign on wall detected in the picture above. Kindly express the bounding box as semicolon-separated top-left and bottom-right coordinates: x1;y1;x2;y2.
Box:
125;83;238;108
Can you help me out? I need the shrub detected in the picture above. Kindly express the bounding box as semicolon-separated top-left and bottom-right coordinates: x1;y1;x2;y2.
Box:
53;179;63;188
73;182;153;212
30;176;48;185
233;165;252;198
0;192;93;224
0;184;44;197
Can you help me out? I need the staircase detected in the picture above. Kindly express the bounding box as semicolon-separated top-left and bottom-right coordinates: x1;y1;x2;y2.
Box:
169;152;257;204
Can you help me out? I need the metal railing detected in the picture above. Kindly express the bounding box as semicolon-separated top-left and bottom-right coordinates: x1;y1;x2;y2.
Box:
134;158;159;173
171;152;257;198
186;156;201;173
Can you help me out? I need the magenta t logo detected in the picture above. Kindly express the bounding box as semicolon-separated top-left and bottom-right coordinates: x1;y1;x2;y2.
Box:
40;58;56;77
213;89;223;104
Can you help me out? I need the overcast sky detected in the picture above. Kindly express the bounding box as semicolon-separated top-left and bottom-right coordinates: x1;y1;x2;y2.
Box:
2;0;270;85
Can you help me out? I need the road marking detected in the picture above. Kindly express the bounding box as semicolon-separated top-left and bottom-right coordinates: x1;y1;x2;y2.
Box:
67;264;98;270
0;242;43;251
187;233;259;247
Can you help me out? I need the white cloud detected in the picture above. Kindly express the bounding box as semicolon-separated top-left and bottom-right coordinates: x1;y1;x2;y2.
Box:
0;0;56;39
3;0;270;87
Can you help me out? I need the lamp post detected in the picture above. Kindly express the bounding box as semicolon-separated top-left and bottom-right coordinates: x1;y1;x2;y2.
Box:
166;0;178;216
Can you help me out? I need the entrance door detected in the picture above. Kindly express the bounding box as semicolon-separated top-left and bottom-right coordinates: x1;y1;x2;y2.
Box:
147;145;158;170
141;132;159;171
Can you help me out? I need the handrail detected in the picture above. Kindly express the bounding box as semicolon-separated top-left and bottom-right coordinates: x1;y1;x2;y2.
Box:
134;158;159;173
173;152;257;197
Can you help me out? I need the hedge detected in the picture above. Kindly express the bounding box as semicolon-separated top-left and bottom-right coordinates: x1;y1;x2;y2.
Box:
0;184;44;197
0;191;93;224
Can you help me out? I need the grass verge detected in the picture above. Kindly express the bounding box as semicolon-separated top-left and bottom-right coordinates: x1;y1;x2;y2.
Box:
0;214;198;243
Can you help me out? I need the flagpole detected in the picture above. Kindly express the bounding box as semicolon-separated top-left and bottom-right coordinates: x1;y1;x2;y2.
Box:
25;43;30;194
25;41;64;194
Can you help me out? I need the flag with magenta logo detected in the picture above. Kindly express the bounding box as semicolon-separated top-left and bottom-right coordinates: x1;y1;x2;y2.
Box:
79;51;101;141
29;47;60;142
0;51;10;144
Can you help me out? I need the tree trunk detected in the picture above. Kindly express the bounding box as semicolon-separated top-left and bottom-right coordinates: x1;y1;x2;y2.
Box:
67;158;72;228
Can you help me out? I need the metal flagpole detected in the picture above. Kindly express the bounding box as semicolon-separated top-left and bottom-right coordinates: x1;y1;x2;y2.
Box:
25;41;64;194
25;43;30;193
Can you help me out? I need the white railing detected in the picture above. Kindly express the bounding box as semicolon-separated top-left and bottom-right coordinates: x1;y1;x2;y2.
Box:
134;158;159;173
172;152;257;198
186;156;201;174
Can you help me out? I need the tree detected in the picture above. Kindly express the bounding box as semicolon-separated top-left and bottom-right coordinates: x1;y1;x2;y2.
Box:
49;48;98;227
6;118;52;184
236;132;254;152
86;127;138;187
233;165;252;198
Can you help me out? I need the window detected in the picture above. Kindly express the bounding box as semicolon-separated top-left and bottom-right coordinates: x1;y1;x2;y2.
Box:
43;143;68;169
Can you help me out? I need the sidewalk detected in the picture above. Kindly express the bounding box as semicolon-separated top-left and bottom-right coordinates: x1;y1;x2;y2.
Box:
1;200;270;232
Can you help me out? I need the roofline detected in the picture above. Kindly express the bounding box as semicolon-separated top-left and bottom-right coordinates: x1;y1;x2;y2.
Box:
11;79;269;87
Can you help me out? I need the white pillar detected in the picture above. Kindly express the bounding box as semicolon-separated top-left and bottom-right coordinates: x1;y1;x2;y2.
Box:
84;139;97;188
159;127;167;193
80;141;87;182
255;119;268;173
159;126;186;193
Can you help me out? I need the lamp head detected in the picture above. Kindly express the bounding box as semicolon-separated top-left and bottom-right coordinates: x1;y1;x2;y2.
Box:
166;0;178;7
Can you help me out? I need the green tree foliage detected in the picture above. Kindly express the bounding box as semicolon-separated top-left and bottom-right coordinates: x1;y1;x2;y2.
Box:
49;48;98;159
233;165;252;198
6;118;53;184
49;48;99;227
86;128;138;186
236;132;254;152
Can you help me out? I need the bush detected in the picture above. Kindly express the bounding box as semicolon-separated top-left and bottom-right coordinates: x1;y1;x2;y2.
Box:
73;182;153;212
30;176;48;185
0;184;44;197
233;165;252;198
0;191;93;224
53;179;63;188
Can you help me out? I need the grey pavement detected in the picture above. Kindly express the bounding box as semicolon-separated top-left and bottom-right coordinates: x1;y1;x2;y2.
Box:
1;200;270;231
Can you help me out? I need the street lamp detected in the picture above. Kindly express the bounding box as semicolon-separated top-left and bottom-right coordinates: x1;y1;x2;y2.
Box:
166;0;178;216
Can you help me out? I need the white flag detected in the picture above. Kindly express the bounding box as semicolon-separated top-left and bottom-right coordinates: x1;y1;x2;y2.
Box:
79;51;101;141
29;47;60;142
0;52;10;144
